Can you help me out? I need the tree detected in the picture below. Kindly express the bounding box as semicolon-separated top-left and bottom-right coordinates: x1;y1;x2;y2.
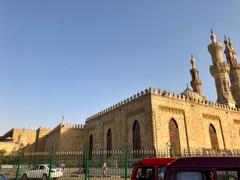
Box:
0;149;7;156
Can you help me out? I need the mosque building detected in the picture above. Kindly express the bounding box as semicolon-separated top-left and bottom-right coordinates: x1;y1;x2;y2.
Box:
84;32;240;154
1;32;240;154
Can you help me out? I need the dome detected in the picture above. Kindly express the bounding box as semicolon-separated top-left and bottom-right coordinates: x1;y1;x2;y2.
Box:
180;88;205;101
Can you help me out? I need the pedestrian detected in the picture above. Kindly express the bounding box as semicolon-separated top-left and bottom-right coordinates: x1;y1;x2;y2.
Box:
60;162;65;172
79;164;83;175
102;162;108;177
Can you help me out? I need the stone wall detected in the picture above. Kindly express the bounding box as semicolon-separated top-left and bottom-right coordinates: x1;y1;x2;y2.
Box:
85;91;154;151
59;123;86;151
0;141;16;153
44;125;61;151
85;88;240;152
34;128;51;151
9;129;36;145
30;123;86;152
0;129;37;153
150;88;240;152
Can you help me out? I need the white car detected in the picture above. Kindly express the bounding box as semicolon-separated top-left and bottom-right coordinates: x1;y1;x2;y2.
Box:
21;164;63;180
0;173;7;180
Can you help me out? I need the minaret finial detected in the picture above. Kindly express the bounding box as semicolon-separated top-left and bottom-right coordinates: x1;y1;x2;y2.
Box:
228;37;234;50
190;54;196;69
224;35;228;47
210;29;216;43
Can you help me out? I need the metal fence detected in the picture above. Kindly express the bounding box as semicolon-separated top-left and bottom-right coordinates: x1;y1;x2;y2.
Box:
0;148;240;180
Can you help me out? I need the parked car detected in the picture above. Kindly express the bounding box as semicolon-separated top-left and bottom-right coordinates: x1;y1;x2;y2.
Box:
0;173;7;180
21;164;63;180
131;157;240;180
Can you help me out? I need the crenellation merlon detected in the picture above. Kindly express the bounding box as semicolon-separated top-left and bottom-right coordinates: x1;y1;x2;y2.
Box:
86;86;240;121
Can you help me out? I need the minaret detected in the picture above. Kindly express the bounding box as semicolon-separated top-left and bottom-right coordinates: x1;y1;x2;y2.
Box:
224;36;240;107
190;55;202;95
208;31;236;107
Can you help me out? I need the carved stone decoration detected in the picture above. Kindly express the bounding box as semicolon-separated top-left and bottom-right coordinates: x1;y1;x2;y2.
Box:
234;119;240;125
202;113;220;121
158;105;184;115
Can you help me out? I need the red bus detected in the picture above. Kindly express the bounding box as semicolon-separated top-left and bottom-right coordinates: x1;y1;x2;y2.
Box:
131;157;240;180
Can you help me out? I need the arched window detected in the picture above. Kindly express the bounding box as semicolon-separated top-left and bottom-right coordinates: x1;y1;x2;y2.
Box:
107;128;112;156
169;119;181;156
133;120;141;153
209;124;219;149
89;134;93;159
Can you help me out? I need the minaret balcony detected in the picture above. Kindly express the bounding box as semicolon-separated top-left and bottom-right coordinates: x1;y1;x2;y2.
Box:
210;62;230;76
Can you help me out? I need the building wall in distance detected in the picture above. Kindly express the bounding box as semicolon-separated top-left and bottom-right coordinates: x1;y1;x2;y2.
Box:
11;129;36;146
0;128;36;154
30;123;86;152
44;125;61;151
0;141;16;153
59;123;86;151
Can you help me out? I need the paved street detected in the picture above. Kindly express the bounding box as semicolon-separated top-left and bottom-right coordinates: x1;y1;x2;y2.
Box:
2;167;132;179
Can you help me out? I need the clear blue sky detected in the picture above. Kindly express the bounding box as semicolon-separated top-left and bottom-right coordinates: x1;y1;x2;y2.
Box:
0;0;240;134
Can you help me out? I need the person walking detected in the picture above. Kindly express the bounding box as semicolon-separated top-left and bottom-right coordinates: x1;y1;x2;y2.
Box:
60;162;65;172
102;162;108;177
79;164;84;175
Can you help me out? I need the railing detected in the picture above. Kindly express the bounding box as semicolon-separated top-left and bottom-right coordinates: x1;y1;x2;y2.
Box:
0;148;239;180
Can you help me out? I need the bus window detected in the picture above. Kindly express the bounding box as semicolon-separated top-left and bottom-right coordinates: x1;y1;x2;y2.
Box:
174;171;214;180
158;167;166;180
135;167;154;180
216;170;239;180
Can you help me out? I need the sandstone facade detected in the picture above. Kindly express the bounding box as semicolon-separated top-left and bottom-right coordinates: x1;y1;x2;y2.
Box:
0;128;36;153
25;123;85;152
85;88;240;153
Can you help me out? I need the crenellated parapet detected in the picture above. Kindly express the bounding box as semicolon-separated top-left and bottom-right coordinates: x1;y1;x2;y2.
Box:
86;87;239;121
150;87;239;111
46;122;85;137
61;122;85;129
230;64;240;71
86;88;152;121
210;61;230;75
